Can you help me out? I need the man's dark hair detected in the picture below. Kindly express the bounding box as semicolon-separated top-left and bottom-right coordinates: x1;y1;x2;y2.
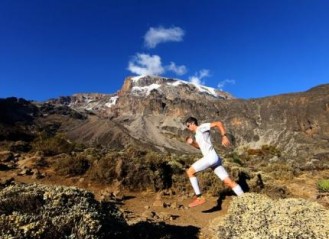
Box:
185;117;198;126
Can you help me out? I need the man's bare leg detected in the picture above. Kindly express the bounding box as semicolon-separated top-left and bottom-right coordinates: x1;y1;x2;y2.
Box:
186;167;206;207
223;177;244;196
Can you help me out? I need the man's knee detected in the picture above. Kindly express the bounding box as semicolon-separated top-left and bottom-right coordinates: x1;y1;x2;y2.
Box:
223;177;237;188
186;167;196;178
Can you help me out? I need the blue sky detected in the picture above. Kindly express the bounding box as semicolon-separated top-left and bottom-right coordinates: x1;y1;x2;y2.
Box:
1;0;329;101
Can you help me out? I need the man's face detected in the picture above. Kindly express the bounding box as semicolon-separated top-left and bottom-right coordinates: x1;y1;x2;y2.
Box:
186;122;195;131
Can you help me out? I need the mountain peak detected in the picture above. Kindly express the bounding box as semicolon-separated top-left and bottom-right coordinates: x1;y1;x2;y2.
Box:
47;75;233;116
119;75;234;99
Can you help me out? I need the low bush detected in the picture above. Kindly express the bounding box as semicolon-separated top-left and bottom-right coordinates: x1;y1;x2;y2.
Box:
32;132;86;156
32;133;75;156
52;146;237;195
317;179;329;192
263;162;295;180
87;152;123;184
88;150;175;191
226;152;245;166
246;144;281;157
0;183;128;239
217;193;329;239
54;154;90;176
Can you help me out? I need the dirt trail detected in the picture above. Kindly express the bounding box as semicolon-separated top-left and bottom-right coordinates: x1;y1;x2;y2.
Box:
117;191;233;239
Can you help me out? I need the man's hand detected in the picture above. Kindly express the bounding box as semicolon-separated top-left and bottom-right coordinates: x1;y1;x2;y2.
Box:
221;136;231;147
186;136;200;149
186;136;194;145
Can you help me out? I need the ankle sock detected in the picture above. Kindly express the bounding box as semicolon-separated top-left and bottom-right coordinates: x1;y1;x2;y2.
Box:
232;185;244;196
189;176;201;195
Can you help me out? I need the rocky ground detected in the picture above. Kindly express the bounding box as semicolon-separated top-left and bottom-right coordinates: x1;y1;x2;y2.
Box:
1;149;329;239
0;169;231;239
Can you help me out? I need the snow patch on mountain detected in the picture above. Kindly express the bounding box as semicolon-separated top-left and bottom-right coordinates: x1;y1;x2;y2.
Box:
170;79;218;97
105;96;119;108
167;80;183;87
131;83;161;96
131;75;146;82
194;84;218;97
131;75;220;98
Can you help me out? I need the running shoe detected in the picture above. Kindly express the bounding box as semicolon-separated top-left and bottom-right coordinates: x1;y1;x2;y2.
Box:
188;196;206;208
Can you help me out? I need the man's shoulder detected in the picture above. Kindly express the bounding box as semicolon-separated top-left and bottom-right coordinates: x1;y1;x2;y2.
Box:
197;123;211;132
199;122;211;127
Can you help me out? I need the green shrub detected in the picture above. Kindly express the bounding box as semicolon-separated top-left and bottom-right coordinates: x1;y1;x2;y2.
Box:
31;131;86;156
87;153;121;183
87;149;185;192
228;152;244;166
54;155;90;176
317;179;329;192
32;133;75;156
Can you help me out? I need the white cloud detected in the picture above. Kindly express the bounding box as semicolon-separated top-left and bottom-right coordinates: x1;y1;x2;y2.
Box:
128;53;188;77
189;69;210;85
167;62;187;75
217;79;236;90
144;26;185;48
127;53;164;75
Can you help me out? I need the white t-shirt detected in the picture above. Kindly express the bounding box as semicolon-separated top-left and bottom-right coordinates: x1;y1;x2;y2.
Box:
195;123;215;156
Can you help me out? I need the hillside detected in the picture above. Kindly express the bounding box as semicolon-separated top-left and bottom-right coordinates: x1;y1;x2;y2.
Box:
42;76;329;159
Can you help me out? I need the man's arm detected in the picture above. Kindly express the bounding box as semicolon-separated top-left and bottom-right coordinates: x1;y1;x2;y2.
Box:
186;136;200;149
210;121;231;147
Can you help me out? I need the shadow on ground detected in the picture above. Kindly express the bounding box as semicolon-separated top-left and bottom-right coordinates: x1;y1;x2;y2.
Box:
202;189;234;213
129;221;200;239
202;171;251;214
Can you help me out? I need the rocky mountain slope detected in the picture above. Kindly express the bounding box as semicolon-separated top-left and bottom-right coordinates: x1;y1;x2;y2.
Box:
1;76;329;158
42;76;233;152
42;76;329;162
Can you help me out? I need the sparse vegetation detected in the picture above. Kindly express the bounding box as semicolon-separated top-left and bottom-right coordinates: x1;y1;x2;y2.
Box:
87;149;176;191
247;144;281;157
32;132;75;156
31;131;86;156
54;154;90;176
317;179;329;192
217;193;329;239
0;184;127;239
226;151;245;166
263;162;295;180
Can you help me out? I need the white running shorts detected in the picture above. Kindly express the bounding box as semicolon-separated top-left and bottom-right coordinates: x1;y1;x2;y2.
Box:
192;151;229;180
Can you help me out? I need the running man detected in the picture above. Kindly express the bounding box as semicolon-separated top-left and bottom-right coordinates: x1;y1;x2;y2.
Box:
185;117;244;207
